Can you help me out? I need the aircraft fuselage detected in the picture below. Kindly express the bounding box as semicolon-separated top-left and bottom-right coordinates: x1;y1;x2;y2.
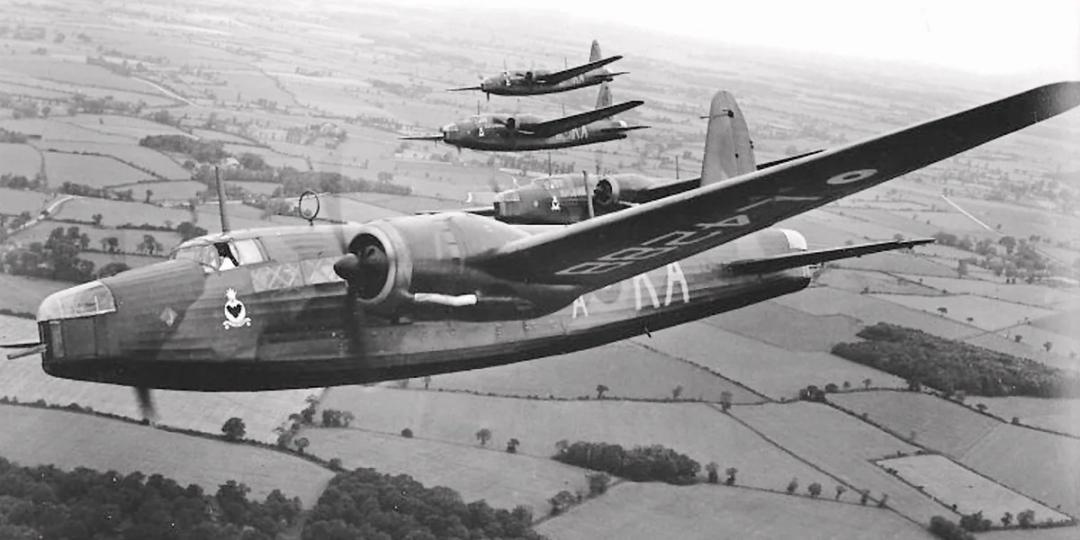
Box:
444;115;631;152
37;227;808;391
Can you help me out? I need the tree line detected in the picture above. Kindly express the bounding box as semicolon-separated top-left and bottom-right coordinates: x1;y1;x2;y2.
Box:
553;440;700;485
303;468;541;540
832;323;1080;398
0;456;302;540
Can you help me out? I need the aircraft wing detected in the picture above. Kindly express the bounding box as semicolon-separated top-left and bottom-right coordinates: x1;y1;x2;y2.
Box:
477;82;1080;287
536;55;624;85
524;100;644;138
724;238;934;275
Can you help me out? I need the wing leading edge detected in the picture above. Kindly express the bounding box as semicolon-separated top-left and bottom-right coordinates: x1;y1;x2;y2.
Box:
477;82;1080;287
524;100;644;138
724;238;934;276
537;55;624;85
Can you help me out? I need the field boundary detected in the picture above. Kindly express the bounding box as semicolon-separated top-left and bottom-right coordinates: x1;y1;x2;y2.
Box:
629;339;773;403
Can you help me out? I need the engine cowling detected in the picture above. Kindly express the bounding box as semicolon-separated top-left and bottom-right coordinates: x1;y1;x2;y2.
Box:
592;177;621;210
333;213;576;320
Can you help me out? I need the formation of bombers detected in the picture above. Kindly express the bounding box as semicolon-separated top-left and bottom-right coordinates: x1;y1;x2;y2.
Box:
5;38;1080;420
404;41;647;152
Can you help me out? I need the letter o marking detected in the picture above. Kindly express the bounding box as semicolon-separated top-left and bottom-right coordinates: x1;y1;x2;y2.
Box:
826;169;877;185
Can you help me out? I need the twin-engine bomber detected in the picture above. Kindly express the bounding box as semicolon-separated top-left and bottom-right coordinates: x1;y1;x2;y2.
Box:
17;83;1080;417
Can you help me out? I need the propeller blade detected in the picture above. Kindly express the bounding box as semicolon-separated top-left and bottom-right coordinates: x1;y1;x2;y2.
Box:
1;340;42;349
134;386;157;423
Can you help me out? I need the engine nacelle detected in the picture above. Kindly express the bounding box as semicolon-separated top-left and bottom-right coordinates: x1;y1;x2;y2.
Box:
335;213;577;320
592;177;621;210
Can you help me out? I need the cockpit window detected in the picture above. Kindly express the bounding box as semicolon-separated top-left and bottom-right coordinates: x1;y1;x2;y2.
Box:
233;239;265;265
172;239;265;272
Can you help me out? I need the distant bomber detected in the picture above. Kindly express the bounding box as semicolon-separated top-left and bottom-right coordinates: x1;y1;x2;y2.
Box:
449;40;627;100
402;82;647;151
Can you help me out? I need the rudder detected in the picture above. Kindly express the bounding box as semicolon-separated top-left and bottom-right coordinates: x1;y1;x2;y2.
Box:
589;40;602;62
700;90;756;186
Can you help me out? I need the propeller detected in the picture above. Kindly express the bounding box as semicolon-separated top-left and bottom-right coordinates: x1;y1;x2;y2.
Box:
135;386;157;423
334;239;390;300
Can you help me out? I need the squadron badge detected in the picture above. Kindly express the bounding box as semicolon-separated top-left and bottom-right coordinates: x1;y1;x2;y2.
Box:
222;288;251;329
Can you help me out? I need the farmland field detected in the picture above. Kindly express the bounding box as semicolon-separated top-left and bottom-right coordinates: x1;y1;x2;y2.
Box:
0;405;332;506
61;115;190;140
426;340;763;402
537;482;934;540
50;198;193;227
817;268;944;296
878;454;1069;523
833;250;958;277
732;401;951;523
0;273;69;314
699;300;863;353
318;386;832;492
301;427;588;513
13;221;184;256
829;392;1080;517
976;397;1080;437
109;180;207;202
641;323;908;399
897;274;1080;308
43;152;153;188
80;251;166;270
34;141;190;179
773;287;980;338
232;181;283;196
0;187;48;216
0;118;132;144
872;293;1056;331
222;144;310;170
0;143;41;177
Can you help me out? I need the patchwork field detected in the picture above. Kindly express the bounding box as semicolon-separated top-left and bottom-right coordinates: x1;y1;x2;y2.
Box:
536;482;934;540
732;401;951;523
0;143;41;177
35;142;190;179
302;427;588;513
872;293;1057;331
773;287;979;339
829;391;1080;518
43;152;153;188
898;274;1080;308
0;187;48;216
641;323;908;399
977;397;1080;437
0;405;332;507
830;391;1001;456
0;118;132;144
833;251;957;277
0;274;69;314
109;180;207;202
427;340;763;402
702;300;863;353
879;454;1069;524
50;198;193;227
817;268;944;296
318;387;832;492
12;222;184;257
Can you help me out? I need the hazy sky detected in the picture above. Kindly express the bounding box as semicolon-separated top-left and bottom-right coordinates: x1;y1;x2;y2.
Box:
399;0;1079;78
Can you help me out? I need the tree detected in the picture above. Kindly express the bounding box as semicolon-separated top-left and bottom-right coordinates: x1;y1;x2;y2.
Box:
1001;512;1013;527
999;236;1017;255
671;385;683;400
97;262;130;278
401;428;413;438
835;485;847;500
1017;509;1035;528
145;189;153;203
724;467;737;486
706;462;719;484
1044;341;1053;353
860;490;870;505
177;221;208;241
957;259;969;278
877;493;888;508
975;403;988;413
340;411;354;427
586;472;610;496
221;417;245;442
103;236;119;253
506;438;520;453
719;391;733;412
842;381;851;391
475;428;492;446
294;437;309;454
140;234;162;255
595;384;609;399
808;482;822;497
91;213;103;227
863;378;872;389
786;478;799;494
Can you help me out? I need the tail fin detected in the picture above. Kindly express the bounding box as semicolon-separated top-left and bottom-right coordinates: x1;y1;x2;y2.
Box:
589;40;602;62
700;90;756;186
595;82;612;110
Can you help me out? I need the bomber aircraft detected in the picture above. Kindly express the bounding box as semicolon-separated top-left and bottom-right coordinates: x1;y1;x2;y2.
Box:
401;82;647;151
448;40;627;100
8;81;1079;419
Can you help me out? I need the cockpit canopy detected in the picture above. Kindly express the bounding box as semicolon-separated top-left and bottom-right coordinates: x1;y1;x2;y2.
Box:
172;238;266;272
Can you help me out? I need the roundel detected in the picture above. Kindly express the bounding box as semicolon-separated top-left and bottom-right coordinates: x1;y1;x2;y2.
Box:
826;169;877;185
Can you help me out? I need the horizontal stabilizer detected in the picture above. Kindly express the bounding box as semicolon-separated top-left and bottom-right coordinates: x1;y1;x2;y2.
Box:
757;149;824;170
725;238;934;275
599;125;650;134
447;86;483;92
